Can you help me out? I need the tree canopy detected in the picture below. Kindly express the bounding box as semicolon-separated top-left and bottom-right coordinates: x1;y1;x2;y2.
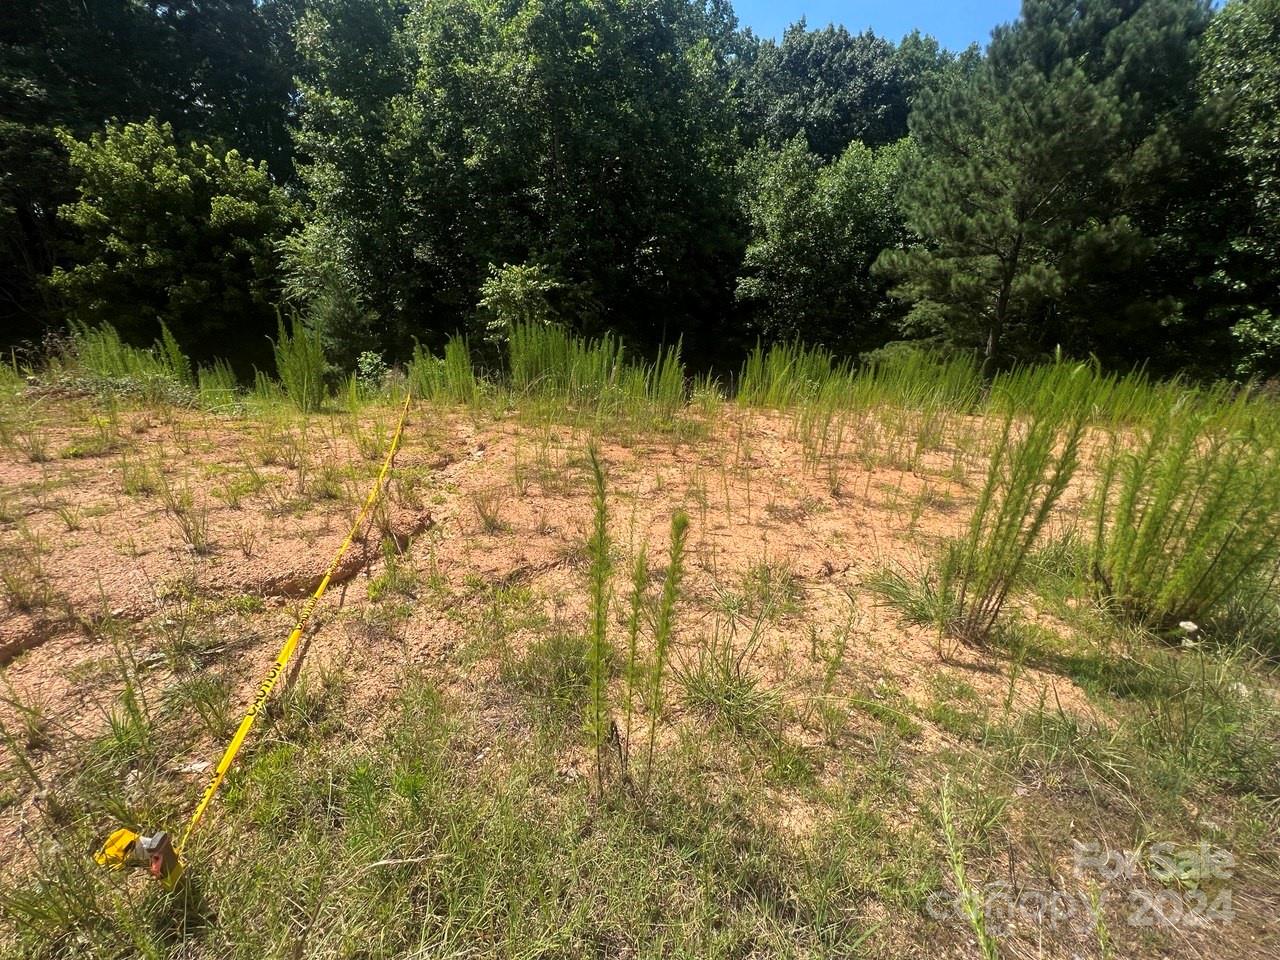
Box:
1;0;298;346
48;119;296;366
4;0;1279;379
878;0;1217;375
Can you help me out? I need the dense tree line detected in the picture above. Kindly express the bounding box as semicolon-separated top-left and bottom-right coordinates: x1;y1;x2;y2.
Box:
3;0;1278;378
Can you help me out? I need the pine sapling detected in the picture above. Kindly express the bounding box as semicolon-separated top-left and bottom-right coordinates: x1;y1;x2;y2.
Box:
585;443;613;794
623;544;649;779
644;509;689;797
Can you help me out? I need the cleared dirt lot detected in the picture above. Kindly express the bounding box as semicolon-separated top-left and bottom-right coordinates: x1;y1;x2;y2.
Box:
0;389;1276;958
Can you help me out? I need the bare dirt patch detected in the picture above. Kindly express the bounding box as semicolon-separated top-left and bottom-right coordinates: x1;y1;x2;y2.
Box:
1;396;1275;959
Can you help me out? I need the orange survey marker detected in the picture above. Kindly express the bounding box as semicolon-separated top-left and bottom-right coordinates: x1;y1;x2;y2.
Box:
96;392;412;885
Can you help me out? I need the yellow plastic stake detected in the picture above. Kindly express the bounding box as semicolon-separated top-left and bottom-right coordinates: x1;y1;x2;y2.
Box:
175;393;412;858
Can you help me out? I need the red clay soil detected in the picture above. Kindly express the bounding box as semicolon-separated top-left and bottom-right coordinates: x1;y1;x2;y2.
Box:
0;396;1274;959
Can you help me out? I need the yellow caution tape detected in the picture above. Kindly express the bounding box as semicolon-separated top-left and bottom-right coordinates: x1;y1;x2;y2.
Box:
175;392;412;856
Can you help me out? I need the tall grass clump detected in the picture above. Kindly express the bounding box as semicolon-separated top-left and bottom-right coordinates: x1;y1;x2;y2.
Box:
407;335;477;404
273;315;326;413
197;359;239;410
508;321;626;410
989;354;1179;430
505;322;688;423
859;347;981;413
65;321;194;400
509;322;623;401
645;341;687;419
156;321;193;386
1091;388;1280;633
677;614;779;736
585;443;613;794
0;351;22;393
938;372;1090;643
737;340;847;408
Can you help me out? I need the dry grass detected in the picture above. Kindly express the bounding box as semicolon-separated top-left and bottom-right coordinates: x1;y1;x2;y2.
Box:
0;374;1275;959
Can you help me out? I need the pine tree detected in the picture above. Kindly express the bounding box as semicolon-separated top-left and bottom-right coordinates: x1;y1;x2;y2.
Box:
878;0;1212;374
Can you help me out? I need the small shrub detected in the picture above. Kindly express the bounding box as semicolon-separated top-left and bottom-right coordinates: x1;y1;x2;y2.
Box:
355;351;387;394
477;261;563;345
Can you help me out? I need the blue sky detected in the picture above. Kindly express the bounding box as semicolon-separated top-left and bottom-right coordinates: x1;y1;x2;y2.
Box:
732;1;1024;51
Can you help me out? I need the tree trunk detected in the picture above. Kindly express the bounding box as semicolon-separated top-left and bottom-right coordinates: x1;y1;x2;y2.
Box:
982;231;1023;380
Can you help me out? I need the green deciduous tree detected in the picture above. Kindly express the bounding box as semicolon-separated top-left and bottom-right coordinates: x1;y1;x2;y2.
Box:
1;0;299;347
737;21;912;158
48;119;296;365
735;136;912;351
1200;0;1280;377
291;0;744;363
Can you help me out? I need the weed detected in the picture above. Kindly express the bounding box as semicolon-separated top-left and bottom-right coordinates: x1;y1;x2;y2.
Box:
274;315;326;413
585;444;614;792
15;423;51;463
938;775;1001;960
271;666;346;742
996;700;1133;795
0;675;51;753
0;550;54;613
63;412;120;457
234;528;257;558
678;616;779;736
167;674;234;738
866;563;958;634
213;466;268;508
718;557;802;621
160;481;211;554
642;510;688;795
64;320;194;401
307;463;345;501
850;681;923;739
55;505;83;531
470;485;509;534
368;550;418;602
119;454;160;497
622;543;649;772
503;631;596;724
